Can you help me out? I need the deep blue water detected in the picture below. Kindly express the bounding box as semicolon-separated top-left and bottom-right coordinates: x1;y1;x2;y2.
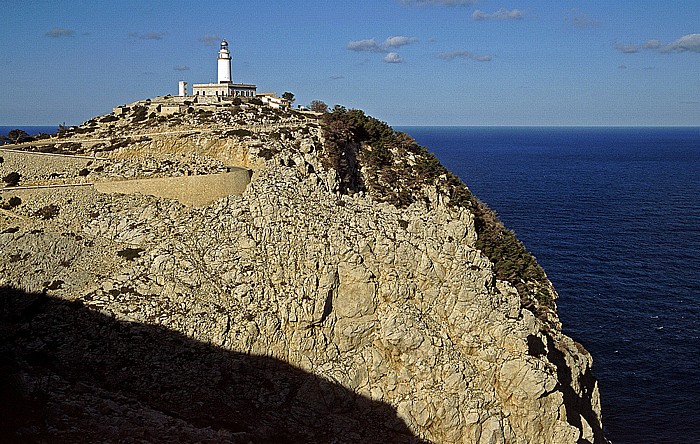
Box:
0;126;58;140
398;126;700;444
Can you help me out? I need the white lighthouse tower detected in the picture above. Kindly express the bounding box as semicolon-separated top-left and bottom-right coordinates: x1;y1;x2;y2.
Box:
218;39;232;83
192;39;256;98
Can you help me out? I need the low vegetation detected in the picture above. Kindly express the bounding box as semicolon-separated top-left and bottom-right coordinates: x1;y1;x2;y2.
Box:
320;107;554;316
4;129;33;144
1;196;22;210
33;204;60;220
117;247;144;261
3;172;21;187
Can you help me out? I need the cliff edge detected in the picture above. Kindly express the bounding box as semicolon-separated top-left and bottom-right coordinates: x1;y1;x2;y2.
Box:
0;97;607;443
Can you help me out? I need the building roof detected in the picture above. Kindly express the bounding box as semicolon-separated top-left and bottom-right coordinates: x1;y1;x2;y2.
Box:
192;83;256;88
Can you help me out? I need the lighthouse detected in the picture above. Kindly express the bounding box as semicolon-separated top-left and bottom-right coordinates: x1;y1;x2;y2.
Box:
218;39;232;84
192;39;256;98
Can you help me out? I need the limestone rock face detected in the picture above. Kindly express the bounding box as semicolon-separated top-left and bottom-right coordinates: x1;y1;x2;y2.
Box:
0;102;606;443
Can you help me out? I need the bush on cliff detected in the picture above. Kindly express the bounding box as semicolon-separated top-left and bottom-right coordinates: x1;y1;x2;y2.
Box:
34;204;60;220
6;129;33;144
3;172;21;187
1;196;22;209
320;108;554;316
131;106;148;122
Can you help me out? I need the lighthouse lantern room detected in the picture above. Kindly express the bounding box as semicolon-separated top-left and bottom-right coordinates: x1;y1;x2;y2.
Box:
218;39;232;84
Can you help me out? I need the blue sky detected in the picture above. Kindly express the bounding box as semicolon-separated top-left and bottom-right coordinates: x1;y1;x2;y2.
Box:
1;0;698;126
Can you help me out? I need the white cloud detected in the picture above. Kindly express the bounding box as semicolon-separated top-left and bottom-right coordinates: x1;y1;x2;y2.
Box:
400;0;476;5
384;36;418;48
472;8;524;21
198;34;221;46
384;52;403;63
45;28;74;38
662;34;700;53
435;50;492;62
615;34;700;54
129;32;166;40
347;36;418;61
347;39;385;52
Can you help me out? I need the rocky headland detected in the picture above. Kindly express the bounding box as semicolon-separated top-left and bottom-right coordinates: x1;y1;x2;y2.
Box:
0;96;607;443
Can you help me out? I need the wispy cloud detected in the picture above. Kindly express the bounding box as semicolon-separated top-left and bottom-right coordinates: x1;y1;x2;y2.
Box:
347;36;418;52
615;34;700;54
174;65;190;71
347;36;418;64
129;32;166;40
198;34;221;46
565;9;600;28
384;36;418;48
347;39;385;53
472;9;524;21
435;51;492;62
614;43;641;54
384;52;403;63
45;27;75;38
400;0;476;5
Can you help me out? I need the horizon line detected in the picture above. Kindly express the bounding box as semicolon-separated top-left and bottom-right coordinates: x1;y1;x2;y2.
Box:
393;124;700;128
3;123;699;129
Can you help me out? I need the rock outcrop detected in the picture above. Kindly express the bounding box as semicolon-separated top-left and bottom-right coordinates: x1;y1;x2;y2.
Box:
0;97;607;443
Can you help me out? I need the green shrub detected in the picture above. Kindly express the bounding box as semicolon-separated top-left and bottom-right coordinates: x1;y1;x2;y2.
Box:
3;172;20;187
1;196;22;209
131;106;148;122
34;204;60;220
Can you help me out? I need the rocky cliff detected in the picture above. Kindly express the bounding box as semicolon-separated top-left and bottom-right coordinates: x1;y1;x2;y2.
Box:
0;97;607;443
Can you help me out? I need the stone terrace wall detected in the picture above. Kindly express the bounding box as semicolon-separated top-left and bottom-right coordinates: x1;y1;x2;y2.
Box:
0;149;107;184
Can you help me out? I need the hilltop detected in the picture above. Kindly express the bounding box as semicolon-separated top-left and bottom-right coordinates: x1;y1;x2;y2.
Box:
0;97;607;443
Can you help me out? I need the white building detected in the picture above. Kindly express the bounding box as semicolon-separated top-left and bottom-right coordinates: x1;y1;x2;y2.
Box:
257;92;290;110
192;40;257;98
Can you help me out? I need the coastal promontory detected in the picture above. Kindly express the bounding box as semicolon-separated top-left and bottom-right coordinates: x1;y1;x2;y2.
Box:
0;96;607;443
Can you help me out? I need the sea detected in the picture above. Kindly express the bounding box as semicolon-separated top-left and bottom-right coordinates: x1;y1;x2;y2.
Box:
399;126;700;444
0;126;58;137
3;124;698;442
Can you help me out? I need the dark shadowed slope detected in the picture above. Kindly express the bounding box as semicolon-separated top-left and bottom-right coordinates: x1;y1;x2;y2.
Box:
0;286;427;443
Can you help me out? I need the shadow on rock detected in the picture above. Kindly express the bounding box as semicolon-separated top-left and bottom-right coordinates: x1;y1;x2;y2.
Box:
0;287;427;443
